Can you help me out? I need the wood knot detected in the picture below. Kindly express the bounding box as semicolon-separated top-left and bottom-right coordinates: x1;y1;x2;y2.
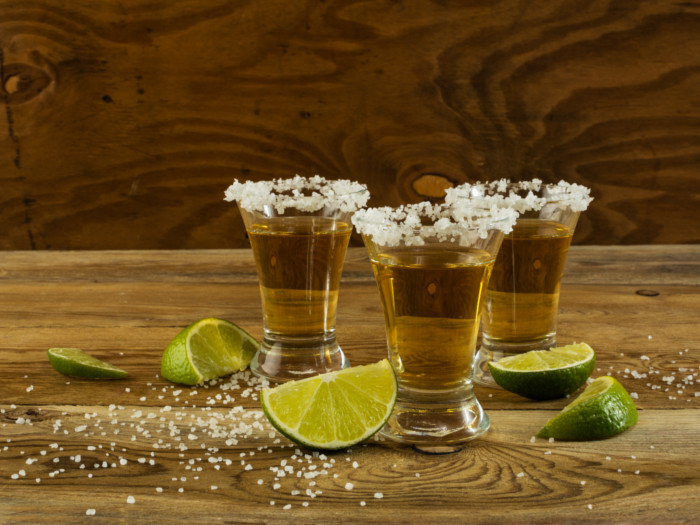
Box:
412;174;455;200
1;63;52;105
636;289;660;297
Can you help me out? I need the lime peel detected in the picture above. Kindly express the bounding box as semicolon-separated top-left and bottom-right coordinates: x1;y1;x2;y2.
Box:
537;376;638;441
160;318;258;385
47;348;128;379
261;359;397;450
488;343;596;400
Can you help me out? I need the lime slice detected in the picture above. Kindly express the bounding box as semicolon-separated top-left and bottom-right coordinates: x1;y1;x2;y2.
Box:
537;376;638;440
261;359;397;450
160;318;258;385
488;343;596;400
48;348;128;379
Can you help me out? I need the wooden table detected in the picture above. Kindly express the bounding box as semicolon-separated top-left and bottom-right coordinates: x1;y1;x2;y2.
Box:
1;246;698;524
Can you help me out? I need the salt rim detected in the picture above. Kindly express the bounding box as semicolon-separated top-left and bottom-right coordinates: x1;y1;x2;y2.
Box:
224;175;369;214
444;179;593;213
352;201;518;247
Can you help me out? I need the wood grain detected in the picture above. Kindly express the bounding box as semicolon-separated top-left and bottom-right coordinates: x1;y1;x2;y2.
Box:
1;1;699;250
0;246;698;523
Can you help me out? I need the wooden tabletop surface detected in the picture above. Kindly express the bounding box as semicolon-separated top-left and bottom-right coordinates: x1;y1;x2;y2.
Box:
1;246;698;524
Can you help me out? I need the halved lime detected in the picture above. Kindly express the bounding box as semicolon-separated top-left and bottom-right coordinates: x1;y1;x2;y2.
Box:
537;376;638;440
488;343;596;400
160;318;258;385
48;348;128;379
261;359;397;450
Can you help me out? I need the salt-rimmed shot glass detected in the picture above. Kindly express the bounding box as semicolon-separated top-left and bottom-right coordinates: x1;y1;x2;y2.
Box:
224;175;369;383
445;179;593;387
352;202;517;447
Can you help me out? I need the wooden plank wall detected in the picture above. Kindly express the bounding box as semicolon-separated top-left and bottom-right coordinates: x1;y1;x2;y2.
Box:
1;0;699;250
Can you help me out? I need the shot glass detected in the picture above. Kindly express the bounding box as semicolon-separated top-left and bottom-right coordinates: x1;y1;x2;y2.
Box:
224;175;369;383
445;179;593;387
353;202;517;447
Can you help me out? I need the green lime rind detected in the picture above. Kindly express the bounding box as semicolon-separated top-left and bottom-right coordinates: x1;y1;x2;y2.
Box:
160;318;258;386
47;348;128;379
160;325;200;385
536;377;638;441
488;343;596;400
261;360;397;451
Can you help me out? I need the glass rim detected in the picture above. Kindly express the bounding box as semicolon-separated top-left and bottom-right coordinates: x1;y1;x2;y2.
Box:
224;175;369;214
445;178;593;212
352;202;518;247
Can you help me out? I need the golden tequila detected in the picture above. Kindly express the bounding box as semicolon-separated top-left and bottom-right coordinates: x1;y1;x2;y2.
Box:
247;216;352;338
482;219;572;348
371;246;494;392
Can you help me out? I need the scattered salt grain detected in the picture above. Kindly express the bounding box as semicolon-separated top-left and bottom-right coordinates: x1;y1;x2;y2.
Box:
374;493;384;499
630;392;639;399
126;496;135;504
345;482;354;490
86;509;96;516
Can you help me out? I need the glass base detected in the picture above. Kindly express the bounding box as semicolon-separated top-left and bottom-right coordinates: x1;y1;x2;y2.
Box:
249;335;349;383
474;335;556;387
379;387;489;446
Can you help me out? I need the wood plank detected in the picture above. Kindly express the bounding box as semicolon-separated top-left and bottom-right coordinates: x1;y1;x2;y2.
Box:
2;405;698;524
0;245;698;284
1;1;699;249
0;247;698;522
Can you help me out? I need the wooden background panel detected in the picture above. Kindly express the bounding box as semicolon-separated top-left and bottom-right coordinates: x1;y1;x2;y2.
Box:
0;0;699;250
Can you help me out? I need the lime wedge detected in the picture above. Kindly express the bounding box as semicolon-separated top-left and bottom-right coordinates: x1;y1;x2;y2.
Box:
488;343;596;400
48;348;128;379
160;318;258;385
537;376;638;440
261;359;397;450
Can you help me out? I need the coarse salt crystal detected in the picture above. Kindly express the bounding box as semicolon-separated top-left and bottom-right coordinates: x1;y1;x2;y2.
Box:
86;509;96;516
126;496;135;504
345;483;354;490
353;202;517;247
225;176;369;215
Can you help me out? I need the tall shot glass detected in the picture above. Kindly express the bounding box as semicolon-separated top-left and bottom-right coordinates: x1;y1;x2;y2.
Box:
352;202;517;446
224;176;369;383
445;180;593;387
